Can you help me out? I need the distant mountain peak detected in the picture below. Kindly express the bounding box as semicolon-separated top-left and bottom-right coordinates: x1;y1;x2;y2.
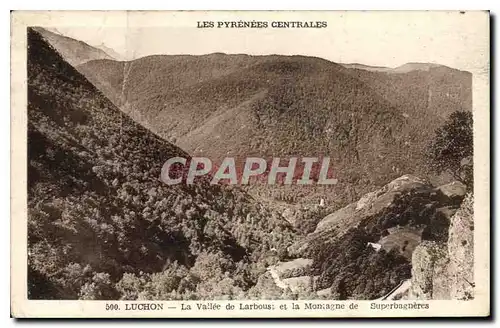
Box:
32;27;114;66
392;62;445;73
342;62;461;74
96;43;124;61
340;63;393;72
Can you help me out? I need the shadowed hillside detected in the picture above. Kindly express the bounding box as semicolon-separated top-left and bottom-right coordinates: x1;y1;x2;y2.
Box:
341;63;393;72
27;28;298;300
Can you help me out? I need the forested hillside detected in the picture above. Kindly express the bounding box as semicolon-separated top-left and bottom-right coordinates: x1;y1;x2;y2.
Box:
28;28;474;301
78;53;471;206
27;28;298;300
344;64;472;125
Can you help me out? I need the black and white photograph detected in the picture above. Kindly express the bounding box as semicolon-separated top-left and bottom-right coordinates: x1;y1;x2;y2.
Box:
10;10;490;318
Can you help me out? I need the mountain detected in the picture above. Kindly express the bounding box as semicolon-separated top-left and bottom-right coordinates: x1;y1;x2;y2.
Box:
341;62;452;74
284;175;467;299
391;62;443;74
341;63;393;72
344;63;472;121
32;27;114;66
26;27;474;302
77;53;472;205
27;28;298;300
96;43;124;61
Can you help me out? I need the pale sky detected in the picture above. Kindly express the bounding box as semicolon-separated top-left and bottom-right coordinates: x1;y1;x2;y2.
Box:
46;11;488;73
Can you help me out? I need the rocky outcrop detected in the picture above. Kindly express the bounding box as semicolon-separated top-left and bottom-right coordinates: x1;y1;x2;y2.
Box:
282;174;470;300
290;175;469;257
378;227;423;259
316;175;431;233
447;193;474;299
435;181;467;205
408;241;448;299
289;175;434;256
408;193;474;300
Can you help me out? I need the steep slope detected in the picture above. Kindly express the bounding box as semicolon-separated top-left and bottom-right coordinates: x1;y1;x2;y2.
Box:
27;28;297;300
284;175;467;300
79;54;447;205
96;43;124;61
342;62;453;74
408;193;474;300
32;27;114;66
344;63;472;121
78;53;472;206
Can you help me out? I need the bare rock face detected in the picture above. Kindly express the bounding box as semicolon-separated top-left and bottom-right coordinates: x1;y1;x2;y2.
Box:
447;194;474;300
281;208;297;226
317;174;431;234
432;255;452;299
408;241;448;300
408;193;474;300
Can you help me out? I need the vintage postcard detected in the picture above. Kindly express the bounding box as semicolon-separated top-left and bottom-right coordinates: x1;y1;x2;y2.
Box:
10;10;490;318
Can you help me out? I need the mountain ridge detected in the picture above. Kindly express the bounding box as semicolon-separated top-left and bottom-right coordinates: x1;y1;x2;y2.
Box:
341;62;469;74
32;27;115;66
78;52;471;205
36;29;472;207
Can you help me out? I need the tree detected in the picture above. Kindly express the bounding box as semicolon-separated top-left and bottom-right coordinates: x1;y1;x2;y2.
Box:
428;110;473;187
79;272;118;300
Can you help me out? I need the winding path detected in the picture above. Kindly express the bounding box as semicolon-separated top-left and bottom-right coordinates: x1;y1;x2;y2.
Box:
267;266;289;289
376;279;411;300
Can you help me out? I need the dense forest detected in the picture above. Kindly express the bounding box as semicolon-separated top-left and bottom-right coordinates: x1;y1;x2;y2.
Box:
27;28;299;300
78;51;472;206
